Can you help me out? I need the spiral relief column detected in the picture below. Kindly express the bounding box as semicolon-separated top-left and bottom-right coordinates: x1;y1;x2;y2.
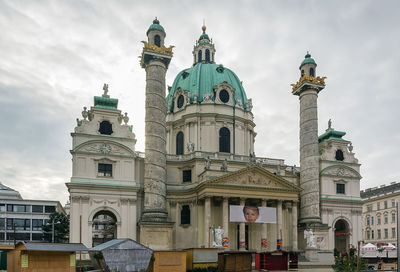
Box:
139;18;174;249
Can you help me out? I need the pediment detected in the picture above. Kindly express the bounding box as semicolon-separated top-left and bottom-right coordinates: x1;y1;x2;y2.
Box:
320;165;361;179
204;166;300;192
74;141;135;156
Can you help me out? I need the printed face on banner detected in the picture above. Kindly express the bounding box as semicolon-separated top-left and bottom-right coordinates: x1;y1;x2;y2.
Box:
229;205;277;223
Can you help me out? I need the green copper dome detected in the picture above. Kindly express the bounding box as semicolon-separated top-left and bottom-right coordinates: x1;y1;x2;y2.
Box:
299;52;316;69
166;63;248;111
147;18;165;35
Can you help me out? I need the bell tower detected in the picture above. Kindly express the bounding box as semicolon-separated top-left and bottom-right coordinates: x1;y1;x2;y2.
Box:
291;53;326;225
139;18;174;250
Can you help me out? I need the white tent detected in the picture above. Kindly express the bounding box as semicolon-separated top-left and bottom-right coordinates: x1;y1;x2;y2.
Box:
383;243;397;250
361;243;377;251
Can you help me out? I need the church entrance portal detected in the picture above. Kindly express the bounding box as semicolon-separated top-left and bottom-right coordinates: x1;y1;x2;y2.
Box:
92;210;117;247
334;219;350;253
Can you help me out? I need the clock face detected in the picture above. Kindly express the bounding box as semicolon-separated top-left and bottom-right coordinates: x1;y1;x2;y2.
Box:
99;143;111;154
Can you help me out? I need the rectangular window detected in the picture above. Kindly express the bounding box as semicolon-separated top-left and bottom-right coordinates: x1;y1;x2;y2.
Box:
0;204;5;212
7;204;13;212
392;228;396;238
372;230;374;239
371;216;374;225
8;219;30;231
366;217;370;226
392;213;396;223
32;205;43;213
98;163;112;177
7;232;30;241
13;205;30;213
367;205;372;212
378;216;381;225
377;202;381;210
32;219;43;231
384;228;388;239
367;230;370;240
0;218;4;230
378;229;381;239
44;206;56;213
182;170;192;183
32;233;43;241
392;200;396;208
385;215;388;224
384;201;388;209
180;205;191;225
336;184;345;194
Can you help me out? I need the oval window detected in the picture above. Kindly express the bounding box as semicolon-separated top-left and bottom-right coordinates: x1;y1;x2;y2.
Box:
219;90;229;103
177;95;185;108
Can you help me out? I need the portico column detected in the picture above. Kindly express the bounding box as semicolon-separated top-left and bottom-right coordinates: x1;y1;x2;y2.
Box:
292;201;298;250
204;197;211;247
222;197;229;249
261;199;268;249
239;198;246;250
277;200;282;249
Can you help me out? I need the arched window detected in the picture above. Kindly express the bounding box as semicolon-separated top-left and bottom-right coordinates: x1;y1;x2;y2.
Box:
335;149;344;161
99;120;113;135
198;50;202;62
219;127;230;153
205;49;210;62
301;69;304;76
309;67;315;77
176;132;184;155
181;205;190;225
154;35;161;47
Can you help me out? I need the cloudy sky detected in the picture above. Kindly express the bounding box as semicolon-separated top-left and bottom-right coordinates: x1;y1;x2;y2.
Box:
1;0;399;205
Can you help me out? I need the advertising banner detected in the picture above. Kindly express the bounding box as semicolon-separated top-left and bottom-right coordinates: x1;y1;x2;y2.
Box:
229;205;276;223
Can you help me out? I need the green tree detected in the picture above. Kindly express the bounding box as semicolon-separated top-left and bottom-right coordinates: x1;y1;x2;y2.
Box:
42;212;69;243
332;247;367;272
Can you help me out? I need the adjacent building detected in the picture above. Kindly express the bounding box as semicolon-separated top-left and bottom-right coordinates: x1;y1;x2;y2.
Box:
0;183;65;243
361;182;400;246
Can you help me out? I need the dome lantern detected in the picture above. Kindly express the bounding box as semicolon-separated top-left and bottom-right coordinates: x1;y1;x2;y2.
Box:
192;25;216;65
299;51;317;77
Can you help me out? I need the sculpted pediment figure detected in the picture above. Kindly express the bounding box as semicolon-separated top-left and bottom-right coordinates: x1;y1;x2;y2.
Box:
205;166;300;191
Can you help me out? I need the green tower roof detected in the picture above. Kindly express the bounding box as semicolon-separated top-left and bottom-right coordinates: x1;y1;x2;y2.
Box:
146;18;165;35
318;128;346;143
198;25;210;44
166;63;248;112
94;96;118;110
300;52;316;69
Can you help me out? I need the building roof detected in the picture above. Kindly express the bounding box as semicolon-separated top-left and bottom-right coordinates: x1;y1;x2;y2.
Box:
0;182;22;199
147;18;165;35
166;63;248;111
361;182;400;199
198;25;210;44
94;96;118;110
20;242;88;252
318;128;347;143
299;52;316;69
89;238;151;252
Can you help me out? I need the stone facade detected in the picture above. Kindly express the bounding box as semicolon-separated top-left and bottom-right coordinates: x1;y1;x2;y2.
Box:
66;21;363;256
67;93;142;248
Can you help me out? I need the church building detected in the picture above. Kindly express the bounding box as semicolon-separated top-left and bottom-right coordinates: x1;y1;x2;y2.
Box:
66;19;362;257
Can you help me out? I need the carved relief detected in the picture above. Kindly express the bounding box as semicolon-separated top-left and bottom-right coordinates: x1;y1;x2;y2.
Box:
78;143;131;156
322;166;359;178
